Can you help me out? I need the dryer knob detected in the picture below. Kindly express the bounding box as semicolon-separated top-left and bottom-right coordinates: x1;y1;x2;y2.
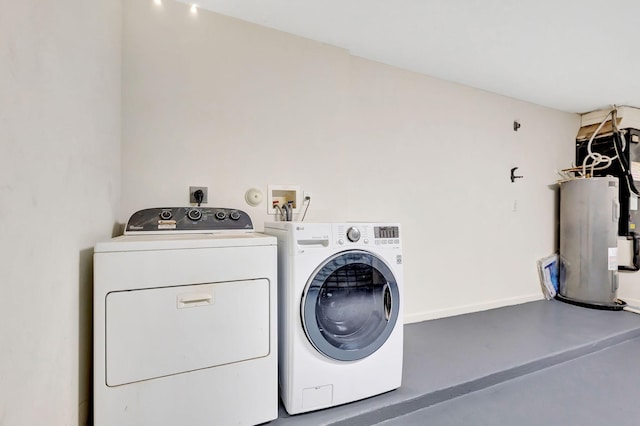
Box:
346;227;361;242
187;209;202;221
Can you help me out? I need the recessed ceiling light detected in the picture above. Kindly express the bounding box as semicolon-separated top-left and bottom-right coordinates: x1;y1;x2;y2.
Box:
190;4;198;14
153;0;162;5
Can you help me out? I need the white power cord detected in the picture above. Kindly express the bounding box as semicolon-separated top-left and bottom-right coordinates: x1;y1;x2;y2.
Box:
581;108;618;177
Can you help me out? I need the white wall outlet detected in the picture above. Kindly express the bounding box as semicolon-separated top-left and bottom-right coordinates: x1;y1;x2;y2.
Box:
267;185;300;215
189;186;208;204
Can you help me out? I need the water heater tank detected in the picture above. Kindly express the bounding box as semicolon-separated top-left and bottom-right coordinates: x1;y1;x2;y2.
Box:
558;177;625;310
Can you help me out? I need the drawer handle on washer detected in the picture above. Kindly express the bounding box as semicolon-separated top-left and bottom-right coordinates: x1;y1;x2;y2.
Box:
177;293;214;309
296;239;329;248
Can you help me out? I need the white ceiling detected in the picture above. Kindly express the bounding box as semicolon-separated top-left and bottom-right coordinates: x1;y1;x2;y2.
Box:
180;0;640;114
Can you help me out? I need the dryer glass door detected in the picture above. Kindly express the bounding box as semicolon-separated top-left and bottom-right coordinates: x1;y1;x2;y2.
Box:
301;250;400;361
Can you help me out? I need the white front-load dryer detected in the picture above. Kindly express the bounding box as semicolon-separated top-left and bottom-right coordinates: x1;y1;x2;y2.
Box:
264;222;403;414
94;207;278;426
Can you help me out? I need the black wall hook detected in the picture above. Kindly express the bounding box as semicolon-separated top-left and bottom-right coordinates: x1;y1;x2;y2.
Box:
513;121;521;131
511;167;523;182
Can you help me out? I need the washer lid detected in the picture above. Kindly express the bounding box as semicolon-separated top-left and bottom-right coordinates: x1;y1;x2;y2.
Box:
301;250;400;361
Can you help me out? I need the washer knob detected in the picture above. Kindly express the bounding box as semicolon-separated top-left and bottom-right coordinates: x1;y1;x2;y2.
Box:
159;210;172;220
215;210;226;220
187;209;202;221
229;210;241;221
346;227;361;242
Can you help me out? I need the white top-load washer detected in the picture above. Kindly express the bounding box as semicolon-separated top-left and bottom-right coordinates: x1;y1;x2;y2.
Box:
263;222;403;414
94;207;277;426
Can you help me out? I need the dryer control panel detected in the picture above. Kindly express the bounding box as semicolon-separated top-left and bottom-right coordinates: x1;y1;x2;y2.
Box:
124;207;253;234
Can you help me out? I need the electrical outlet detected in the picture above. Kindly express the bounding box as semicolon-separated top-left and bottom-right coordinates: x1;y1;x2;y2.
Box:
189;186;208;204
303;191;312;200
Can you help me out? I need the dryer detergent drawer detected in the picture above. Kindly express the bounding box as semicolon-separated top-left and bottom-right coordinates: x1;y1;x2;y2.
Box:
105;279;270;386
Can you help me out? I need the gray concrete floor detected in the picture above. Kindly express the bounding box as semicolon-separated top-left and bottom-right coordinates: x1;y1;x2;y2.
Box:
378;337;640;426
270;300;640;426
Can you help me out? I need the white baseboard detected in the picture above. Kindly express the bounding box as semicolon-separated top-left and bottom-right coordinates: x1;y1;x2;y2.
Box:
622;297;640;308
404;293;544;324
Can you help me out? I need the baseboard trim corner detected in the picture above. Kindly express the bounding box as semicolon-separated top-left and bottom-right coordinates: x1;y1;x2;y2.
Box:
404;293;544;324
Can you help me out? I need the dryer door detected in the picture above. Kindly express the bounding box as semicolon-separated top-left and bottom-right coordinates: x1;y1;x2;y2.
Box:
301;250;400;361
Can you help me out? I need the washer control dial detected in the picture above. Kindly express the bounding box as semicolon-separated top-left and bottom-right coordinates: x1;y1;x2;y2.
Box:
229;210;241;221
187;209;202;221
215;210;227;220
346;226;361;242
159;210;172;220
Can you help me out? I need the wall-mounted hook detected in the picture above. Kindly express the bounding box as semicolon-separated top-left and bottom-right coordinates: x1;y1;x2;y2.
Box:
513;121;521;131
510;167;523;182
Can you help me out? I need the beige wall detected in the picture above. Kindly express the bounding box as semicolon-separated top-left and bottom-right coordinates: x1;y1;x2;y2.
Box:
122;0;579;322
0;1;121;425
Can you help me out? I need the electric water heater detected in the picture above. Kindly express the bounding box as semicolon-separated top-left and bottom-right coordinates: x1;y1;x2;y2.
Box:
558;176;625;310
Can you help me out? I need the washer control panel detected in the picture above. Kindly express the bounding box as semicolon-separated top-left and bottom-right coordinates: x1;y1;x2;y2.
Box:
373;225;400;246
333;224;400;247
124;207;253;234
